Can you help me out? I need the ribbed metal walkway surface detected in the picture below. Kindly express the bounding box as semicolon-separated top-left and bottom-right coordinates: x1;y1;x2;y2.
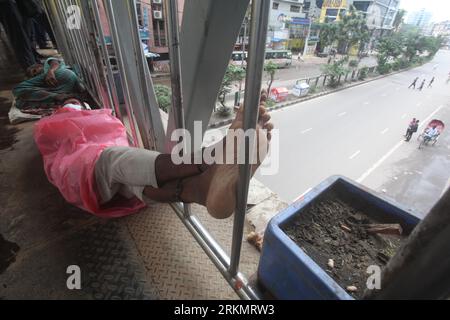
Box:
125;203;260;299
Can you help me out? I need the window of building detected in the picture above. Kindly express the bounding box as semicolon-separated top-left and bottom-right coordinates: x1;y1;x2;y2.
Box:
289;24;308;39
153;19;167;47
136;3;143;27
272;2;279;10
290;5;301;13
325;8;338;17
303;2;311;12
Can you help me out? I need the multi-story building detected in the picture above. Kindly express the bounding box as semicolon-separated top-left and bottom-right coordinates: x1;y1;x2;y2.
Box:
136;0;185;60
268;0;309;51
318;0;400;31
432;20;450;48
406;8;433;30
316;0;400;52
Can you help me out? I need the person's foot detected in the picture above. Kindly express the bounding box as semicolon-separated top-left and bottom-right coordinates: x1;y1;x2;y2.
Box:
202;92;274;219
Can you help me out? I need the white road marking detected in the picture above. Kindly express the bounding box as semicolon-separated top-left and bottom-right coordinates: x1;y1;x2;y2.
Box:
338;112;347;117
301;128;313;134
417;102;422;107
396;87;401;91
381;93;388;97
442;179;450;197
357;105;444;183
349;150;361;160
364;101;370;105
381;128;389;135
401;114;407;119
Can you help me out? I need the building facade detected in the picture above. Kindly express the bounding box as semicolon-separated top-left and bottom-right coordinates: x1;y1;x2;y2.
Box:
318;0;400;31
432;20;450;48
136;0;185;59
268;0;309;51
406;8;433;30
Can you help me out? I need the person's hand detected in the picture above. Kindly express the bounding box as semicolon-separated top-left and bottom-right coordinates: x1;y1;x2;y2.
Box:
45;71;58;87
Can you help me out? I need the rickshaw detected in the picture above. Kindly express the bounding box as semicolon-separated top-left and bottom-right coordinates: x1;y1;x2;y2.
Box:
417;119;445;149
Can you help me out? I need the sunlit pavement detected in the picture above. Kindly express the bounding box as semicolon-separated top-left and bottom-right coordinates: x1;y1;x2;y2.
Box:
255;50;450;218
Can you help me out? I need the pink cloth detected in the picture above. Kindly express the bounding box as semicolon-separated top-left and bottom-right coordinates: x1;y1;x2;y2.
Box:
34;108;146;217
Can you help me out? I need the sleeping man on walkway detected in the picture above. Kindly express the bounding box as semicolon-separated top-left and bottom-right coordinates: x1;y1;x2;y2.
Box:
34;93;273;219
13;57;83;111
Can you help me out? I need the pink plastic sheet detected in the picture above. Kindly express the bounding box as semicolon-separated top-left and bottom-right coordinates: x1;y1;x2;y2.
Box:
34;108;146;217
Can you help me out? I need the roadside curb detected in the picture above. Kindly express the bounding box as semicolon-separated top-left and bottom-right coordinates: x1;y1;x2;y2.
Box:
207;65;422;129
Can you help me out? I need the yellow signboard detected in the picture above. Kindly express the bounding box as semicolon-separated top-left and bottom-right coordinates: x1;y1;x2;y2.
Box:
320;0;348;22
323;0;347;8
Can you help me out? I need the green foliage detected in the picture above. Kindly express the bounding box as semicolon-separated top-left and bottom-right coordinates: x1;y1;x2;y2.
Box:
393;9;406;32
377;63;392;75
216;105;232;117
154;84;171;112
336;6;370;55
377;34;404;59
308;86;318;95
218;65;246;107
349;59;359;69
264;61;278;93
375;30;441;74
358;66;369;80
319;23;338;50
265;98;276;109
322;58;349;88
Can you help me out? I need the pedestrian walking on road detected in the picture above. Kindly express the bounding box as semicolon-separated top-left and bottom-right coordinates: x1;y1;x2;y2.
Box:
428;77;435;88
405;118;416;137
408;77;419;89
418;79;426;91
405;119;419;142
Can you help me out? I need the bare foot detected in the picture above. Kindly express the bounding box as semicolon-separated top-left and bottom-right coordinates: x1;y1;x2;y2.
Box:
203;92;273;219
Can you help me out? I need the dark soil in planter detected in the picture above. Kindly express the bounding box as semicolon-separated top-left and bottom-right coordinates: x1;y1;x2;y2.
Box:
283;194;405;299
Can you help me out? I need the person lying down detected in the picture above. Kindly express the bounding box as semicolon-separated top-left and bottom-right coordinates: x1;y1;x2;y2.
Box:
34;94;273;219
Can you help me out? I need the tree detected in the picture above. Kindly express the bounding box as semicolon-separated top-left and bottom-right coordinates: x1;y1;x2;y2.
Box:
377;34;403;74
321;58;349;88
377;33;403;59
264;61;278;93
217;65;246;108
393;9;407;32
318;22;338;52
336;5;370;56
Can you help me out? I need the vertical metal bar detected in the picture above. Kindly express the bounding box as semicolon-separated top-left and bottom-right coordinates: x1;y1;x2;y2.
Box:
78;0;114;110
91;0;122;117
43;0;74;65
165;0;184;131
68;0;98;98
103;0;140;146
165;0;192;217
74;0;105;105
229;0;271;277
103;0;139;146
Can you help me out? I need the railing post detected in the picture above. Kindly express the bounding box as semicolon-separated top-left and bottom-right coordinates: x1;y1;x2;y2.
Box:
229;0;271;277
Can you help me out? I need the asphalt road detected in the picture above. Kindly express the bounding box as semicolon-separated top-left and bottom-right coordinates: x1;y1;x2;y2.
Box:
254;50;450;216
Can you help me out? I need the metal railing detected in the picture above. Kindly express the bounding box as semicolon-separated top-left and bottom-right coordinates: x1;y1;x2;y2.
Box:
295;65;379;89
42;0;271;300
